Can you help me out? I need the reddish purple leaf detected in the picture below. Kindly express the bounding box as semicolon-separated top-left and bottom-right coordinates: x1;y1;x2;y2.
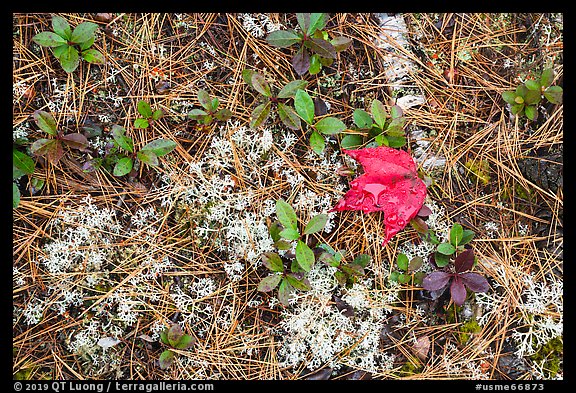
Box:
450;276;467;306
292;47;310;76
61;133;89;151
454;249;475;273
422;271;451;291
417;205;432;218
460;272;489;293
330;146;427;245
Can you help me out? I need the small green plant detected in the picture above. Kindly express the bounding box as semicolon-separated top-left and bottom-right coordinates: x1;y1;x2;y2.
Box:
501;67;563;121
266;13;352;76
82;124;177;177
430;223;475;268
32;15;104;73
187;89;233;128
158;324;196;370
30;110;89;164
293;89;347;154
317;243;371;288
389;253;426;285
342;100;407;149
242;69;308;130
259;199;329;305
134;100;164;129
13;147;36;208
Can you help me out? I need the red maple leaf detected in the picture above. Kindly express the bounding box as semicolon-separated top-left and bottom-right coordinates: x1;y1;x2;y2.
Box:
330;146;427;246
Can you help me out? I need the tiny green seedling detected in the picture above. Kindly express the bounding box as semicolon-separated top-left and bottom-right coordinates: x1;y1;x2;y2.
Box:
266;13;352;76
389;253;425;285
158;324;196;370
318;243;371;288
82;124;177;177
259;199;330;305
501;67;563;121
30;110;89;164
32;15;104;73
431;223;475;268
188;89;233;128
134;100;164;129
293;89;347;154
242;69;308;130
343;100;407;149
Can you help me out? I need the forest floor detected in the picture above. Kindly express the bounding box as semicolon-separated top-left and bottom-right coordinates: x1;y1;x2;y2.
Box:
13;13;563;380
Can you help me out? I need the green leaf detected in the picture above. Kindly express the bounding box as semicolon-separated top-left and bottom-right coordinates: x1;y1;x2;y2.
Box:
268;221;283;243
309;54;321;75
250;73;272;98
501;91;517;105
310;130;325;155
515;84;528;98
173;335;195;350
81;49;105;64
295;240;315;272
434;252;450;267
278;80;309;99
294;90;315;125
285;274;311;291
290;259;305;273
386;135;407;148
51;15;72;39
335;270;347;286
319;252;340;267
315;117;346;135
389;271;400;283
353;254;371;268
141;139;177;156
53;44;69;59
111;125;134;153
340;134;363;149
152;109;164;121
331;36;352;52
408;256;423;272
13;166;25;180
410;216;428;235
276;199;298;231
113;157;133;176
280;227;300;241
304;214;328;235
525;79;541;91
258;274;282;292
160;330;169;345
396;253;409;271
341;263;364;277
137;150;159;166
30;138;56;156
398;273;412;284
524;89;541;105
79;35;94;51
460;229;475;245
390;105;404;119
540;68;554;87
510;104;524;115
277;103;301;130
59;45;80;72
188;109;208;120
266;29;301;48
437;243;456;255
13;183;20;209
134;118;149;129
296;13;311;33
353;109;373;129
70;22;98;44
275;240;292;250
214;108;232;122
371;99;388;129
261;252;284;272
307;13;328;35
242;69;255;87
307;38;336;59
137;100;153;118
250;101;271;128
375;134;389;147
197;89;213;111
158;350;175;370
449;223;464;247
525;105;537;121
543;86;563;104
277;279;293;305
32;31;67;47
33;110;58;136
